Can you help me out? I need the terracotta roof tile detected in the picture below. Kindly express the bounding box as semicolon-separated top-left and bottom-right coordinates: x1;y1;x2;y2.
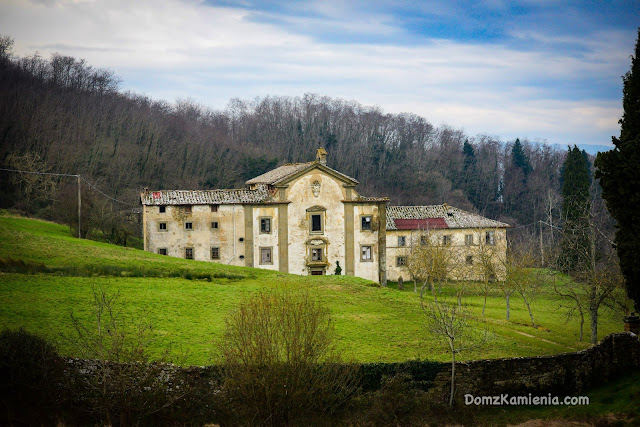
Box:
245;162;313;185
141;186;272;205
245;161;359;186
386;205;509;230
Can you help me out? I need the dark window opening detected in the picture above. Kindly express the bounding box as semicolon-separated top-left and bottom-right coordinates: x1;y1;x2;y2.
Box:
185;222;193;230
210;204;218;212
211;221;219;229
260;218;271;233
185;248;193;259
158;248;167;255
311;214;322;232
361;216;372;231
211;247;220;259
159;206;166;213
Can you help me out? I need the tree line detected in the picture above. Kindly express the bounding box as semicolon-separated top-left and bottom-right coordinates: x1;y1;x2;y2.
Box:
0;34;612;247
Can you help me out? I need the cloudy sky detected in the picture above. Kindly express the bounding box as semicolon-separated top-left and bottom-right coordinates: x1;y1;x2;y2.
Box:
1;0;638;148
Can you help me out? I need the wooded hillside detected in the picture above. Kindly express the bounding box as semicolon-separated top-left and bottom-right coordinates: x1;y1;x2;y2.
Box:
0;35;603;240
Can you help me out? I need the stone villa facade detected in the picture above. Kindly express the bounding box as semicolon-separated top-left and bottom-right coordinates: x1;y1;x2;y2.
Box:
141;149;509;285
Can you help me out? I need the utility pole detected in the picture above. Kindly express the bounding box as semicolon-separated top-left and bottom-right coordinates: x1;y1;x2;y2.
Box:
77;174;82;239
539;220;544;267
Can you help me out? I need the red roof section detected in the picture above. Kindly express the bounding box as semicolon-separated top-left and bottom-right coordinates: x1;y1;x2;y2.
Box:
393;218;449;230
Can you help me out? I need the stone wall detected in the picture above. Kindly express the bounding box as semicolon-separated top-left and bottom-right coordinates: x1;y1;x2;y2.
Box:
428;332;640;404
59;333;640;406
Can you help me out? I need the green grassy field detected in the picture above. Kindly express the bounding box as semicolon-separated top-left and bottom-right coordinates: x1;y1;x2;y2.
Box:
0;212;624;366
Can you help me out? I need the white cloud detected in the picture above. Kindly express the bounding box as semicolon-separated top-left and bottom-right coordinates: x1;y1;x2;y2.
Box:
0;0;627;146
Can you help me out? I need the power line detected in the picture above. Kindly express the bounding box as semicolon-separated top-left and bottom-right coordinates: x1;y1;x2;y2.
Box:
0;167;78;178
79;176;137;206
0;167;136;207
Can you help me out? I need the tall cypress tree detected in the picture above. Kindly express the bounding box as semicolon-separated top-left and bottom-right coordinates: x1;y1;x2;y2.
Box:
595;28;640;311
559;146;591;272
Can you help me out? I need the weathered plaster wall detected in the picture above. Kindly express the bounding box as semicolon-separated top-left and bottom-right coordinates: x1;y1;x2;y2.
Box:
352;204;381;282
251;206;280;271
386;228;507;282
144;204;245;266
286;171;347;276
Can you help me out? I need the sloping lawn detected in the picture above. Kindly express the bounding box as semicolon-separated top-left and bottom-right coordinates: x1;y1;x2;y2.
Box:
0;212;625;365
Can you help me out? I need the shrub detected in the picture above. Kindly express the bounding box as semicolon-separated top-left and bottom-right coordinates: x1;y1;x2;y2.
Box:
217;289;359;426
0;328;63;425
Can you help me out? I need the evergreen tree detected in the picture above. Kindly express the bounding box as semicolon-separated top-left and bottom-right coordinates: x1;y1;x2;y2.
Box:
462;140;479;208
559;146;591;272
511;138;532;176
502;138;533;223
595;28;640;311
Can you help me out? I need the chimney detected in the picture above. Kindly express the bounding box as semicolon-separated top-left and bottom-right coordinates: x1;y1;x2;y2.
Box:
316;147;327;165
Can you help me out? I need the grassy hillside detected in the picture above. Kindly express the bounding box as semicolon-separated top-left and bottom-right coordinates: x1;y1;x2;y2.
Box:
0;212;624;366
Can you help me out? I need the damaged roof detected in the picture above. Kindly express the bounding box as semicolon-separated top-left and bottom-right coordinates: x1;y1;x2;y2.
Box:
245;161;359;186
140;186;273;205
386;205;510;231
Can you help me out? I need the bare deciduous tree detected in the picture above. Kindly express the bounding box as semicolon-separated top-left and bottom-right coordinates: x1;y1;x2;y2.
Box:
421;298;489;406
407;229;455;299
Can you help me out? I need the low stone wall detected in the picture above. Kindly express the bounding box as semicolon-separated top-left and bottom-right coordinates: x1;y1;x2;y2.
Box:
59;332;640;407
428;332;640;403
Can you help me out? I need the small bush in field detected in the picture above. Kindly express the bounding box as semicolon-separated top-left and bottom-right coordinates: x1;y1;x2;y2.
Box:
218;289;359;426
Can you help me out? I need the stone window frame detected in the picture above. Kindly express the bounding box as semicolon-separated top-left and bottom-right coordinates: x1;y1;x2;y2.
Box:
159;205;166;213
311;247;323;262
398;235;406;247
259;246;273;265
360;245;373;262
158;222;168;232
158;248;167;255
464;234;474;246
211;221;219;230
310;213;324;234
485;231;496;245
184;222;193;231
259;216;272;234
396;256;407;267
211;247;220;260
361;215;372;231
185;247;194;259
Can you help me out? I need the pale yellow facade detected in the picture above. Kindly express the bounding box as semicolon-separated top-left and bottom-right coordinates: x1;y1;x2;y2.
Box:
142;149;508;285
386;228;507;282
142;159;387;283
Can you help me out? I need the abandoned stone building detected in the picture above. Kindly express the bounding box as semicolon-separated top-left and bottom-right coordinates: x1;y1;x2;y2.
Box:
141;149;509;285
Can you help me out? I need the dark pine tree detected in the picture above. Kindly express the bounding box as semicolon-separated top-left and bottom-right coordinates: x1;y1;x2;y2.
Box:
559;145;591;272
462;140;479;208
511;138;532;177
595;28;640;311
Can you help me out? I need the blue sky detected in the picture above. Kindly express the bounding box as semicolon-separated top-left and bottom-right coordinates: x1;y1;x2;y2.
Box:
1;0;638;147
